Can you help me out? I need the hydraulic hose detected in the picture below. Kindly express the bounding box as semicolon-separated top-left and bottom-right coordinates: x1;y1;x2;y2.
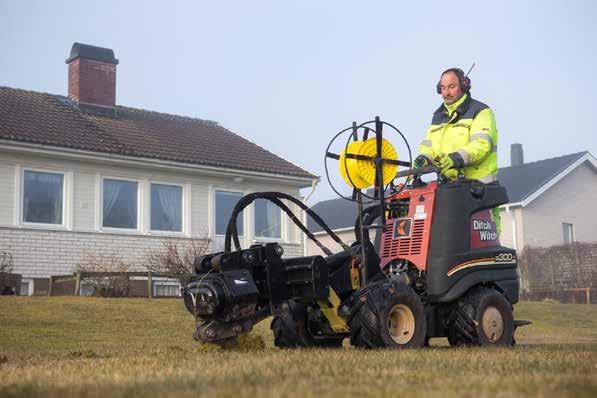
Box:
224;191;350;255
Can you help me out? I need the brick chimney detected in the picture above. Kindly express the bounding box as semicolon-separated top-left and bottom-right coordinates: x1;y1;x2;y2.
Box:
65;42;118;115
511;143;524;167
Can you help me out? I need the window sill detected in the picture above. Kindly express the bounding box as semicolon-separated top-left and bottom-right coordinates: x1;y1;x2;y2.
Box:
148;230;188;238
19;223;70;232
98;229;193;239
282;241;303;246
252;237;285;244
99;228;144;236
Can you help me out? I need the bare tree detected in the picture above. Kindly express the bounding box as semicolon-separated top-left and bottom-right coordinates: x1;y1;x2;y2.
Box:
518;246;560;291
0;250;17;295
76;254;131;297
0;251;13;273
146;238;211;285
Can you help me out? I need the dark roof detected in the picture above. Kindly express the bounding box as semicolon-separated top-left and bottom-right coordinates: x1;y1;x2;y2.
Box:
308;197;359;233
497;151;587;203
65;42;118;64
0;86;315;180
308;151;591;233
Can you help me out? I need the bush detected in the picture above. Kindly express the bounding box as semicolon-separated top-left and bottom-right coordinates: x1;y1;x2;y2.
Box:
0;250;17;295
0;251;13;274
146;238;211;285
76;254;131;297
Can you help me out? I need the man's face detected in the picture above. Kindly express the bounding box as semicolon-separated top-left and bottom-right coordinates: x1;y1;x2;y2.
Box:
439;71;464;105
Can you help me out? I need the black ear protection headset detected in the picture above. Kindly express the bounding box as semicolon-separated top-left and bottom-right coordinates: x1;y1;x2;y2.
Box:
436;67;471;94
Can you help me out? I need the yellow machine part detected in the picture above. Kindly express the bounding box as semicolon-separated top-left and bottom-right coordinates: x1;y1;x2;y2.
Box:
318;288;349;333
339;138;398;189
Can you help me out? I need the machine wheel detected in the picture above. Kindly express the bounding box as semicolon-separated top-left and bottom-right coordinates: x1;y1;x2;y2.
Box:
349;281;426;349
270;300;343;349
447;286;514;346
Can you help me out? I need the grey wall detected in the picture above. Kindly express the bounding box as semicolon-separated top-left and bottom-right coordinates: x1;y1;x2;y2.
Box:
521;162;597;247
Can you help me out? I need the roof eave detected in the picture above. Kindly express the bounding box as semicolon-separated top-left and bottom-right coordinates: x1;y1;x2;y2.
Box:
520;152;596;207
0;139;319;187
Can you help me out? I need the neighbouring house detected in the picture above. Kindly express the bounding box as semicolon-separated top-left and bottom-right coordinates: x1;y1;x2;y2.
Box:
0;43;317;296
307;145;597;255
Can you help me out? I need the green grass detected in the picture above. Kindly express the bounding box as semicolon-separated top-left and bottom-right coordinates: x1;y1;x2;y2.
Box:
1;297;596;397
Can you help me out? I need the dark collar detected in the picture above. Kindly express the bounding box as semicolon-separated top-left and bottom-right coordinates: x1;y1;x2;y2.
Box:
433;93;472;124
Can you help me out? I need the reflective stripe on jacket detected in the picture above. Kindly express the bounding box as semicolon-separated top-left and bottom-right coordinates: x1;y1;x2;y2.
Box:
418;93;497;181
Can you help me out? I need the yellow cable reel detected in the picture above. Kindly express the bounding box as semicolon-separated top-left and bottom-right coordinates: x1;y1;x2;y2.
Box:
339;137;398;189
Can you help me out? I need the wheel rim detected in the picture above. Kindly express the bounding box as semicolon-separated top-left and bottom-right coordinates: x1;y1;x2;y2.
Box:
482;306;504;343
387;304;415;345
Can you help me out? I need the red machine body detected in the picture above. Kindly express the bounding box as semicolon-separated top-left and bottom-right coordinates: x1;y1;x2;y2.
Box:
379;182;437;271
379;181;501;272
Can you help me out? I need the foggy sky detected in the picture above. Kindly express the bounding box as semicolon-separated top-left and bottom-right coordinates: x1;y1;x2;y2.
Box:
1;1;596;203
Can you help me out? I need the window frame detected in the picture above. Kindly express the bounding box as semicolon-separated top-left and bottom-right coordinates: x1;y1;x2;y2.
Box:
285;198;303;245
253;197;285;242
153;281;181;297
79;281;94;297
148;180;186;235
214;188;247;238
19;166;72;230
562;222;575;245
100;175;142;233
20;278;34;296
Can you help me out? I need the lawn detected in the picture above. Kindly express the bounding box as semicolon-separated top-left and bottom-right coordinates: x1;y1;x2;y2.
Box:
1;297;596;397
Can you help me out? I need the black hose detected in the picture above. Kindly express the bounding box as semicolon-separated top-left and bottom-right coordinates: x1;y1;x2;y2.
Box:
354;204;382;246
224;191;350;255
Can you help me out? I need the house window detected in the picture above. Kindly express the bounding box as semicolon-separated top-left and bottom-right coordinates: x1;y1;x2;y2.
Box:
151;183;183;232
20;279;33;296
562;223;575;245
154;282;181;297
80;282;94;297
102;178;138;229
22;170;64;225
254;198;281;239
215;191;244;236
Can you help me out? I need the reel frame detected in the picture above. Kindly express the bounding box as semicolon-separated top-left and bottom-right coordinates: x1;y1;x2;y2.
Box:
324;116;413;287
324;116;413;228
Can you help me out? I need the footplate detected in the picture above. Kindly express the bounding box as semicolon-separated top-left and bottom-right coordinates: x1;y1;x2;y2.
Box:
514;319;532;328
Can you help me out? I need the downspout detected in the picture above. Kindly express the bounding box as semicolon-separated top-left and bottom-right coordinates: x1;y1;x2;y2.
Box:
506;205;518;251
302;178;319;255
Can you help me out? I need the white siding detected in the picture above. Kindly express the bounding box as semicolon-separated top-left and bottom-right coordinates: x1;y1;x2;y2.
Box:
0;149;312;277
307;229;355;256
498;206;524;251
498;208;514;249
191;183;209;237
522;162;597;247
0;163;15;226
0;227;199;278
73;171;96;231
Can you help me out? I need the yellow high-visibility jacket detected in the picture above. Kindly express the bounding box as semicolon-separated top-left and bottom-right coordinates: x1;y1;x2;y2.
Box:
418;93;498;183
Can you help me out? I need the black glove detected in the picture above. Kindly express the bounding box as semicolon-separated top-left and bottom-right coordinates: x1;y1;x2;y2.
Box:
413;155;431;169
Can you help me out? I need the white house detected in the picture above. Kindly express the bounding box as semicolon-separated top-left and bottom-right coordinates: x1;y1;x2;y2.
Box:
0;43;317;295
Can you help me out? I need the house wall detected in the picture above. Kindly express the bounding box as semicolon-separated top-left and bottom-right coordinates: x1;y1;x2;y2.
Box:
498;206;525;251
521;162;597;248
307;229;357;256
498;208;514;249
0;150;308;285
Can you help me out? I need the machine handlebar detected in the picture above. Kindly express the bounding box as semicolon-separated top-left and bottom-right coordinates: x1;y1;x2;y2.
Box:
395;165;441;179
